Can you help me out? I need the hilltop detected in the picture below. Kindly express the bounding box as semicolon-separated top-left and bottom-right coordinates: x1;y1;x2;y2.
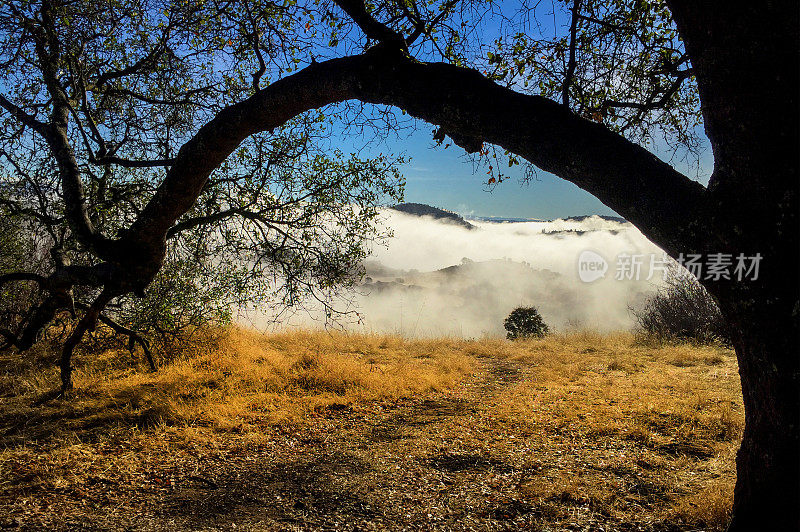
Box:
388;204;628;229
390;203;476;230
562;214;627;224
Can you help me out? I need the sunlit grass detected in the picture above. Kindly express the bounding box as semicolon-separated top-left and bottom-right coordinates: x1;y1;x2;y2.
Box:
488;332;740;528
60;328;474;429
0;328;741;530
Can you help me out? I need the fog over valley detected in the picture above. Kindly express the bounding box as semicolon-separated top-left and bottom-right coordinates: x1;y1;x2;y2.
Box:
247;206;668;337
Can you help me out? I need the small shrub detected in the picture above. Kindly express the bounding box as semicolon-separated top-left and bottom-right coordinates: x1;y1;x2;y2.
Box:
632;265;730;345
504;306;549;340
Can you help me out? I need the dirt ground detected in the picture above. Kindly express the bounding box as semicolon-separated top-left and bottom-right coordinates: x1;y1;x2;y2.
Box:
2;342;738;531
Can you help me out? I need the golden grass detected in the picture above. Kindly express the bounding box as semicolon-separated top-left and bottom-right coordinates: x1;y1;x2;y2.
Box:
489;332;740;529
0;328;742;530
67;328;476;429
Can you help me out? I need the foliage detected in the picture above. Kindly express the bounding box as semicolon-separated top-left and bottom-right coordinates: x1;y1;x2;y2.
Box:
431;0;703;181
504;306;549;340
0;0;702;383
485;0;701;151
0;1;404;360
632;265;730;345
113;249;235;358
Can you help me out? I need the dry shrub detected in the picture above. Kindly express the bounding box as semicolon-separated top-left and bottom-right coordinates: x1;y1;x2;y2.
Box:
632;265;730;345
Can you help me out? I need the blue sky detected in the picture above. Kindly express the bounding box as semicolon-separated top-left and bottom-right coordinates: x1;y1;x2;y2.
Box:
327;0;714;221
398;132;619;219
350;124;713;221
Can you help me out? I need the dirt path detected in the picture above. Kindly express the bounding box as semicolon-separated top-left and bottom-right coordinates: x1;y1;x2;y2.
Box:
112;358;538;531
6;349;732;532
5;336;741;531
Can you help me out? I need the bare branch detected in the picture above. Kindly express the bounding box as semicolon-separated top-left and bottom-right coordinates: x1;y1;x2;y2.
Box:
601;69;693;113
75;301;156;371
563;0;582;107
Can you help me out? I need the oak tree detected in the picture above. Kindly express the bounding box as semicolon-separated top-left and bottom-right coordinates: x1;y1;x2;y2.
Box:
0;0;796;528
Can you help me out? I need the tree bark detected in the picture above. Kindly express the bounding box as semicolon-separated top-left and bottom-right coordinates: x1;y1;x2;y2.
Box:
726;313;799;530
668;1;799;528
59;290;115;393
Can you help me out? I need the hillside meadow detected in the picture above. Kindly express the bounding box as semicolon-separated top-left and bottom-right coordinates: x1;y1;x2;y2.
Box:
0;328;742;530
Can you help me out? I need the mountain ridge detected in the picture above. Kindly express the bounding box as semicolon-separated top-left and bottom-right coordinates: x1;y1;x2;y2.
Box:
390;203;476;230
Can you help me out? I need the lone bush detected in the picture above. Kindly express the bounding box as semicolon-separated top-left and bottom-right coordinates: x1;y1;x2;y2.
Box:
632;265;730;345
504;306;549;340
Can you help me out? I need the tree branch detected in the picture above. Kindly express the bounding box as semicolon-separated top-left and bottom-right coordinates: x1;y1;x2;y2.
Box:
26;1;113;258
93;43;167;89
601;69;692;113
333;0;406;47
563;0;582;107
0;272;47;290
59;289;115;392
0;94;50;136
89;154;176;168
75;301;156;371
0;196;63;227
166;208;243;239
128;49;707;260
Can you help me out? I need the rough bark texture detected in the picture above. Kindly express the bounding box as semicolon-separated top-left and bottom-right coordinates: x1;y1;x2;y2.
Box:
669;1;800;529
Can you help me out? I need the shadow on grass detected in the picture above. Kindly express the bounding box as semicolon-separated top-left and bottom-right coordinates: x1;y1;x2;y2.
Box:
0;380;178;447
161;451;376;528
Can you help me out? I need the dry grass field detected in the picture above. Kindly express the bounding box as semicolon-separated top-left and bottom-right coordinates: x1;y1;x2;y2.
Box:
0;328;742;530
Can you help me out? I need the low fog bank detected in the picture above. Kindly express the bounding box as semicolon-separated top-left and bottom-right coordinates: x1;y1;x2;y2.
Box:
247;210;667;337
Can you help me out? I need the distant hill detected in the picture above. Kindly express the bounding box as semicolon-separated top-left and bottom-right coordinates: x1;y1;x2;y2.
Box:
561;214;627;224
466;215;544;223
389;206;626;228
390;203;475;230
363;258;560;291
